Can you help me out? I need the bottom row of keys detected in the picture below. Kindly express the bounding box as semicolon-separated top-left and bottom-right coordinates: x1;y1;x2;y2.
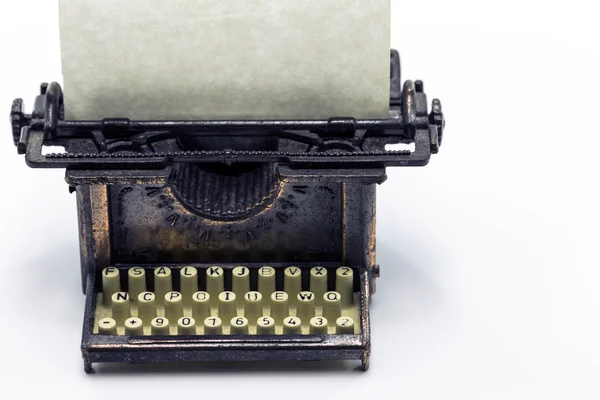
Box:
98;315;355;335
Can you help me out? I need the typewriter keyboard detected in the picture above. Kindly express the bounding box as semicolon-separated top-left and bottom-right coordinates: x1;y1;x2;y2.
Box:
94;266;360;336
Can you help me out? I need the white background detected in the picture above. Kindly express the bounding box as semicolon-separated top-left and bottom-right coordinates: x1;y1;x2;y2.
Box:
0;0;598;399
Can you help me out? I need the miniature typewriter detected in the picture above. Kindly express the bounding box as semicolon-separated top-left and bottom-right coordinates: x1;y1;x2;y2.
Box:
10;51;444;371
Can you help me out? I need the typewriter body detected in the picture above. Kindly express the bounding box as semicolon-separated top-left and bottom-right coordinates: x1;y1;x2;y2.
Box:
10;51;444;371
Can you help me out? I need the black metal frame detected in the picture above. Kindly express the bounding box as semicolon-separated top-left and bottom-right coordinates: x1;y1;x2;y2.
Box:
12;51;443;170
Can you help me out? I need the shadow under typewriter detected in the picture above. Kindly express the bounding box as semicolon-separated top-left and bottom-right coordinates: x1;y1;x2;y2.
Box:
91;359;361;375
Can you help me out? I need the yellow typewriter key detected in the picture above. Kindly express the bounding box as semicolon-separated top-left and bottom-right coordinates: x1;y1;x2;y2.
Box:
230;317;249;334
310;267;328;306
137;292;157;323
257;266;276;296
165;292;183;325
128;267;146;302
204;317;223;335
98;318;117;335
296;291;315;324
336;267;354;307
284;267;302;305
111;292;130;325
102;267;120;305
218;291;237;325
257;316;275;335
206;266;224;306
309;317;328;334
283;316;302;335
154;267;173;301
323;291;342;327
151;317;170;335
244;292;263;325
124;317;143;335
270;291;289;323
177;317;196;335
232;266;250;303
179;266;198;306
192;292;211;322
336;317;355;334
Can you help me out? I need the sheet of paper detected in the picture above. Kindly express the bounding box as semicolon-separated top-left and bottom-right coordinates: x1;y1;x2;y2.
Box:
59;0;390;121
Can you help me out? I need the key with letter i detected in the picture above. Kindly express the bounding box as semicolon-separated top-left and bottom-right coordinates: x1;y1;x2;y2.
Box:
218;291;237;326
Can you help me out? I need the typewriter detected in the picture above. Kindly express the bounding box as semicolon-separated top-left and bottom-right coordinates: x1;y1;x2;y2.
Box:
10;50;444;371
